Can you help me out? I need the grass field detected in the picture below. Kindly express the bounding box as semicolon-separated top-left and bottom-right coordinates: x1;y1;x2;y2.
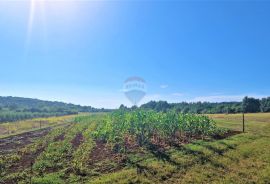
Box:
0;113;269;184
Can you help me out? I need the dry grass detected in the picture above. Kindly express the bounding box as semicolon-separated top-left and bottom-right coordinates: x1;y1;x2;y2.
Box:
0;115;77;138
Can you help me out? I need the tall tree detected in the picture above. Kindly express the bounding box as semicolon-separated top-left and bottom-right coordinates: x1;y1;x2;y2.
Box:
260;97;270;112
242;96;261;113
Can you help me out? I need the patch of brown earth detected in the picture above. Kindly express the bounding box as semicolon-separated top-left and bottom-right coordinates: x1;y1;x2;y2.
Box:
10;146;45;173
88;140;126;173
71;133;84;149
0;128;51;155
54;133;65;142
53;123;77;142
212;130;242;140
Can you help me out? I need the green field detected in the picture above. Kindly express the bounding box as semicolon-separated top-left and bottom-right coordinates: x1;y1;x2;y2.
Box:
0;112;269;184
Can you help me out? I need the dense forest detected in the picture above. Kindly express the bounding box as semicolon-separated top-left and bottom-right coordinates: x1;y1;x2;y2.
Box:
0;96;110;123
119;96;270;114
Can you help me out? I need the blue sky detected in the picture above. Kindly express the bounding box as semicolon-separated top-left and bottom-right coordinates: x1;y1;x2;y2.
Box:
0;1;270;108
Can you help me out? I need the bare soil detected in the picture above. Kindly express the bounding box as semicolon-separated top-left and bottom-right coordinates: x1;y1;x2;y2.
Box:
71;133;84;149
88;140;126;173
10;146;45;173
0;127;51;155
54;133;65;142
212;130;242;140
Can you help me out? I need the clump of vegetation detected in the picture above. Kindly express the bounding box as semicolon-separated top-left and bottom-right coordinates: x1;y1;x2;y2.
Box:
92;110;222;152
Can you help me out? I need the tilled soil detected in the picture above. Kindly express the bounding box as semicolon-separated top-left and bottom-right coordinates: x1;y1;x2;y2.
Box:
0;124;242;184
54;133;65;142
0;128;51;155
10;146;45;173
71;133;84;149
88;140;126;173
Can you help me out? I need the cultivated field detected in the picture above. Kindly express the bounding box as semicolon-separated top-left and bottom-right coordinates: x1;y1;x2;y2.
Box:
0;112;269;184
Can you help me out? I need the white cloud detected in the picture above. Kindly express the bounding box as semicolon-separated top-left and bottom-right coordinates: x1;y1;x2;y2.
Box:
160;84;168;89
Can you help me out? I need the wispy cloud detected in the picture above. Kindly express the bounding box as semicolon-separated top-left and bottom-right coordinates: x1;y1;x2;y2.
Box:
172;93;184;97
160;84;168;89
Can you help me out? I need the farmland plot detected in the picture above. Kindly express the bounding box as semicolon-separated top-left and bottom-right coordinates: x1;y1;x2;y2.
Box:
1;112;269;184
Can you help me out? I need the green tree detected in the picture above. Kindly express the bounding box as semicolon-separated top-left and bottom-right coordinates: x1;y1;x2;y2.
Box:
242;96;260;113
260;97;270;112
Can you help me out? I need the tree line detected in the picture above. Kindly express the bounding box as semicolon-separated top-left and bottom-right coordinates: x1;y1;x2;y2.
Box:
119;96;270;114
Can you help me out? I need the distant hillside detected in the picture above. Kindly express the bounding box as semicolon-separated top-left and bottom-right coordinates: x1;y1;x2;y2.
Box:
0;96;110;123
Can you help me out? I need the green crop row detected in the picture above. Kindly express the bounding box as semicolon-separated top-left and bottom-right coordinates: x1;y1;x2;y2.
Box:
92;110;225;152
32;116;99;176
71;116;98;176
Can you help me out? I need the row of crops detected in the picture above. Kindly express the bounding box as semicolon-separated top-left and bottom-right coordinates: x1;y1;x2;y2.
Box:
92;110;227;152
0;115;103;183
0;111;228;183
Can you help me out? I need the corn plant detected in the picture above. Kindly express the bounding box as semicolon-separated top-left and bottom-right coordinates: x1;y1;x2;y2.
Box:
92;110;219;150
